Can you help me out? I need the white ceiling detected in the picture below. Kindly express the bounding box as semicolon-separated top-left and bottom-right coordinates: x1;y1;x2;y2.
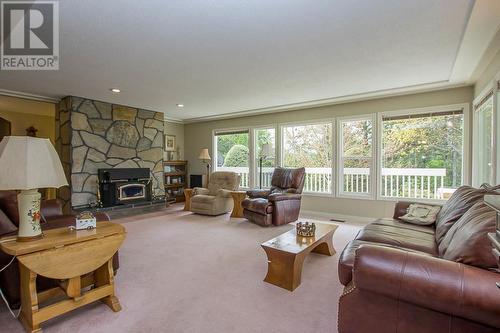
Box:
0;0;498;121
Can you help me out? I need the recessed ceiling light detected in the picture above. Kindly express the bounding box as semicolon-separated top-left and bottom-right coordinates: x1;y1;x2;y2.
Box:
110;88;121;93
177;104;184;108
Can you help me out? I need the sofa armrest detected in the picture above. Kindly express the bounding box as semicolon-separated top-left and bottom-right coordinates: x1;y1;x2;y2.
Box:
246;189;270;199
193;187;210;196
268;193;301;202
393;201;413;219
353;245;500;328
216;189;232;198
40;199;64;222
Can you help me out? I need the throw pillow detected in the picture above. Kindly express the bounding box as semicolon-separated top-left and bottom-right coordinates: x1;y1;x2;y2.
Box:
440;201;497;269
435;185;499;244
400;204;441;225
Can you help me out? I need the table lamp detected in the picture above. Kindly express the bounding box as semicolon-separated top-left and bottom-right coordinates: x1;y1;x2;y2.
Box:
0;136;68;241
198;148;211;186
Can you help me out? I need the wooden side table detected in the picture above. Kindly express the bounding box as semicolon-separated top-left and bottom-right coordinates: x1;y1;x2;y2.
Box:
230;191;247;218
184;188;194;211
0;222;126;333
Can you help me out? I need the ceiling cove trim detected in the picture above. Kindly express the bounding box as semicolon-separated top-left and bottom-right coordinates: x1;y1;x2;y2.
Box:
183;81;471;124
0;89;60;103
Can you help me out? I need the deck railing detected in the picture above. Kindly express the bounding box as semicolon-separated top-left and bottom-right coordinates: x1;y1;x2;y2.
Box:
216;167;448;199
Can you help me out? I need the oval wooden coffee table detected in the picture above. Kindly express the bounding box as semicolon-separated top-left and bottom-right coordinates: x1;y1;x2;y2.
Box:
261;222;337;291
0;222;126;333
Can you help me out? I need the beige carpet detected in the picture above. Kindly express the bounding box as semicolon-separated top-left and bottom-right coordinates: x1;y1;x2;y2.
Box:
0;205;363;333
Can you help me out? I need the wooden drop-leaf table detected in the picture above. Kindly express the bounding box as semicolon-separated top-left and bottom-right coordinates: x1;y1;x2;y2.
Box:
0;222;126;333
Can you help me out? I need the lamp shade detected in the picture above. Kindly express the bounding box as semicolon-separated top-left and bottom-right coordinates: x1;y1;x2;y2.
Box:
198;148;211;161
0;136;68;190
261;143;272;157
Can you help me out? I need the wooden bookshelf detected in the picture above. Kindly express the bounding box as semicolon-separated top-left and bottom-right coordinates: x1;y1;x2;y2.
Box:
164;160;187;204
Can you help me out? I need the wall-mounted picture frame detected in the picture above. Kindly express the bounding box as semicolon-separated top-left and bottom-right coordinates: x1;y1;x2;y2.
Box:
165;134;176;152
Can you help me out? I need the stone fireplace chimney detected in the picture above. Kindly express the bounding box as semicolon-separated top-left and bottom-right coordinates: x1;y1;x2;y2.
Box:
55;96;165;212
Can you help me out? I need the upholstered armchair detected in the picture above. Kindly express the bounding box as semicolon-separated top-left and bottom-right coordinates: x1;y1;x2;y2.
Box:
241;167;305;227
190;171;240;216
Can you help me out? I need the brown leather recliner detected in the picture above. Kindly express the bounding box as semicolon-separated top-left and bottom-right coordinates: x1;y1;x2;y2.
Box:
0;191;114;309
241;167;305;227
337;185;500;333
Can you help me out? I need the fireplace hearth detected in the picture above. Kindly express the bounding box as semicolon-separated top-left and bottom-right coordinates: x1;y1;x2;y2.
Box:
98;168;152;207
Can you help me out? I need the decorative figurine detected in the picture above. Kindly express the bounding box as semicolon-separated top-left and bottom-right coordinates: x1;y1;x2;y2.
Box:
296;222;316;237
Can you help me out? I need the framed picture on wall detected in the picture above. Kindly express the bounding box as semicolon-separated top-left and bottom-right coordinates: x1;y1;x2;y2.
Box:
165;134;176;151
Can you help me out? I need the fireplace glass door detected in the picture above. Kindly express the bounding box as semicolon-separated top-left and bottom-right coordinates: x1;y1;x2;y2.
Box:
118;183;146;201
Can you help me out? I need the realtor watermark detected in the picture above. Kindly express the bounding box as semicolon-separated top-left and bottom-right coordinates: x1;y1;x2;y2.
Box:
1;1;59;70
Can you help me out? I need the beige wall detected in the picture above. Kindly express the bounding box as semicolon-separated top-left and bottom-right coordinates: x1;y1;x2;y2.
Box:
0;95;57;199
184;86;474;218
164;121;185;160
474;29;500;97
475;49;500;97
0;95;56;142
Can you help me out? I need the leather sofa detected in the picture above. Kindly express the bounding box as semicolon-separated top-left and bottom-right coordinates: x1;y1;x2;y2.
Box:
241;167;305;226
190;171;240;216
337;185;500;333
0;191;114;309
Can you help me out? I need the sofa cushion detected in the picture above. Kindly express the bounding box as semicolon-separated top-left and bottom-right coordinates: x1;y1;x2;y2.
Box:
191;194;216;204
0;191;19;226
207;172;239;195
372;218;435;235
356;223;438;255
439;202;497;269
0;209;16;236
338;239;435;286
241;198;273;215
435;185;498;244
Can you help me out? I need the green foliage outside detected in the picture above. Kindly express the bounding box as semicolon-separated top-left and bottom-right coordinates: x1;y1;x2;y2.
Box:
223;144;249;167
382;114;463;188
216;130;275;167
283;124;332;168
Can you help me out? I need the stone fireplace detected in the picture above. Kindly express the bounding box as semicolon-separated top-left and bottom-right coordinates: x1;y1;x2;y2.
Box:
55;96;165;212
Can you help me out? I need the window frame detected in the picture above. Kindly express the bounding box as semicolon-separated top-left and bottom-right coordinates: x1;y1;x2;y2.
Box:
210;102;470;202
376;103;470;203
472;70;500;186
336;114;377;199
279;119;335;196
252;126;278;189
212;127;252;189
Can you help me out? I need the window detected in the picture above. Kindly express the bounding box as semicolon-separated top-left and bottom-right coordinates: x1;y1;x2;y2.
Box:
381;110;464;200
254;127;276;189
339;117;373;197
282;122;333;193
473;93;494;186
214;130;249;188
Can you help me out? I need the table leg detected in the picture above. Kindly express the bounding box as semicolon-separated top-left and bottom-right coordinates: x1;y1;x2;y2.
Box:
262;247;305;291
311;234;336;256
95;259;121;312
18;263;41;333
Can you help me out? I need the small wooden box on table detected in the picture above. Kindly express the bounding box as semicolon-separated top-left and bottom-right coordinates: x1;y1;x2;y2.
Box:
0;222;126;333
261;222;337;291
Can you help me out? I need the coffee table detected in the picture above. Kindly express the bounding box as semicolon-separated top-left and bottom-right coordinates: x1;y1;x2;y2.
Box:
261;222;337;291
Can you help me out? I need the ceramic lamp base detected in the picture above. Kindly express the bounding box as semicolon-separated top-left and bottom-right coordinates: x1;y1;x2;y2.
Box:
17;189;43;241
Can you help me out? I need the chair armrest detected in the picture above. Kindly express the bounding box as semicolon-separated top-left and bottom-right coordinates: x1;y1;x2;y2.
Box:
353;245;500;328
40;199;64;222
246;189;270;199
268;193;302;202
216;189;232;198
193;187;210;195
